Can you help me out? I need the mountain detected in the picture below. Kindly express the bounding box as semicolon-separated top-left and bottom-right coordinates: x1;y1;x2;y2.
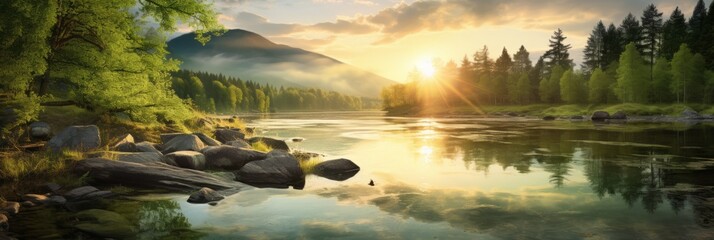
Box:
167;29;396;97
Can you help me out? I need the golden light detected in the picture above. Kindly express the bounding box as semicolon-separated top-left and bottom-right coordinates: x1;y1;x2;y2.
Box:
415;58;436;79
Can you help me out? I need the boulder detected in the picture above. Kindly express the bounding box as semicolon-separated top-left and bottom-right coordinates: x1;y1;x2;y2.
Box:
266;150;292;159
214;129;245;143
542;116;556;121
610;111;627;120
161;134;205;154
73;209;136;239
226;139;251;148
115;152;165;164
46;182;62;193
28;121;51;140
193;132;222;146
82;191;113;200
591;111;610;121
159;133;185;144
682;108;702;119
235;156;304;189
112;134;134;149
64;186;100;200
47;125;101;152
113;142;138;152
73;158;240;191
0;213;7;231
135;141;161;153
313;158;361;181
201;145;267;170
1;201;20;215
165;151;206;170
248;137;290;151
187;187;224;204
46;196;67;205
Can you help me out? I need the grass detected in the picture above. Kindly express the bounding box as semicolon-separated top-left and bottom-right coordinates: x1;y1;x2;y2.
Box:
298;157;323;175
0;150;89;197
251;141;273;152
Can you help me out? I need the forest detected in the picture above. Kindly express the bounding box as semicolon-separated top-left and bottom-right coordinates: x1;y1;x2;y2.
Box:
382;1;714;111
171;70;378;113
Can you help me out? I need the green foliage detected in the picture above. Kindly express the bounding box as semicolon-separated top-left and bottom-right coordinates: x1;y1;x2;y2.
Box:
671;44;708;103
539;65;564;103
615;43;649;103
250;141;272;152
559;70;586;104
660;7;688;60
299;157;323;175
0;150;85;183
651;57;673;103
588;68;613;104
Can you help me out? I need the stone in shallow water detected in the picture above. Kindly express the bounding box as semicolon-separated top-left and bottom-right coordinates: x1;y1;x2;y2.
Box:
187;187;225;204
235;156;305;189
165;151;206;170
248;137;290;151
313;158;361;181
201;145;267;170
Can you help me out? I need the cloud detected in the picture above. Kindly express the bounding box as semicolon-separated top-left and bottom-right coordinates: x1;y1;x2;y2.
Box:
233;12;302;36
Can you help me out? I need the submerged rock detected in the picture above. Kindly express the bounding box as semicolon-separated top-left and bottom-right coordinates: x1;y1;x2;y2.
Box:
28;121;51;140
313;158;360;181
214;129;245;143
591;111;610;121
187;187;225;204
248;137;290;151
165;151;206;170
201;145;267;170
235;156;304;189
47;125;101;152
73;209;136;239
161;134;205;154
73;158;239;191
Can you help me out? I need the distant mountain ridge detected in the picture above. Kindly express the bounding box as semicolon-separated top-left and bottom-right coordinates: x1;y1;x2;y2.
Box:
167;29;396;97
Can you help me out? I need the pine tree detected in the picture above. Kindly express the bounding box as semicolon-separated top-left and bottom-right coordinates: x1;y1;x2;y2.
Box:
615;43;649;103
512;45;532;73
651;57;673;103
641;4;663;66
705;0;714;69
493;48;512;104
603;23;624;66
544;29;573;69
687;0;708;55
583;21;607;73
660;7;688;60
619;13;645;54
529;57;545;102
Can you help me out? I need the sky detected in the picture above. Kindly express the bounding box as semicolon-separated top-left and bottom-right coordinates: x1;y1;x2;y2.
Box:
190;0;711;83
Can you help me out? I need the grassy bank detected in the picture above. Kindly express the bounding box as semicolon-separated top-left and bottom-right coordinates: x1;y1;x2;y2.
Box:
388;103;714;117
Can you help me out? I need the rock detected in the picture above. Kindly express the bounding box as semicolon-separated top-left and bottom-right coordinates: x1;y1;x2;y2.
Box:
266;149;292;159
73;209;135;239
73;158;241;191
187;187;225;204
591;111;610;121
542;116;556;121
569;115;584;120
135;141;161;153
165;151;206;170
112;133;134;148
226;139;251;148
244;127;255;134
115;152;165;164
288;137;305;143
22;194;48;203
610;111;627;120
28;121;51;140
0;213;7;231
83;191;113;199
214;129;245;143
1;201;20;215
682;108;702;119
193;132;222;146
113;142;138;152
20;201;35;207
160;133;185;144
46;183;62;193
235;156;304;189
47;125;101;152
248;137;290;151
313;158;361;181
161;134;205;154
46;195;67;205
292;150;324;161
201;145;267;170
64;186;100;200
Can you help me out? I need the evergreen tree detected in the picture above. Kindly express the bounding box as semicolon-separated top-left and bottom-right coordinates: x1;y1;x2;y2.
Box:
615;43;649;103
493;48;512;104
603;23;624;66
651;57;673;103
583;21;607;73
619;13;645;54
588;68;614;104
529;57;546;102
544;29;573;69
515;73;531;104
660;7;688;60
512;45;532;73
705;0;714;69
641;4;663;66
687;0;708;55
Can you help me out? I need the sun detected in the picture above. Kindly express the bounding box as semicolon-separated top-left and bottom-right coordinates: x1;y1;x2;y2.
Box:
415;58;436;78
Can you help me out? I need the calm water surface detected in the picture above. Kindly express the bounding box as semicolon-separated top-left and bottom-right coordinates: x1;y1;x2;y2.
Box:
24;111;714;239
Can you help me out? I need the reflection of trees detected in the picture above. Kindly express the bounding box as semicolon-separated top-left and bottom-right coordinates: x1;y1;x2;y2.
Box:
110;200;204;240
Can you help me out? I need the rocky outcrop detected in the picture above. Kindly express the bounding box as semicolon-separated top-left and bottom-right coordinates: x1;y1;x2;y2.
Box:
313;158;360;181
248;137;290;151
165;151;206;170
111;133;135;151
226;139;251;148
214;129;245;143
115;152;165;164
28;122;51;140
682;108;703;119
200;145;266;170
187;187;224;204
193;132;222;146
235;155;304;189
135;141;161;153
161;134;205;154
591;111;610;121
47;125;101;152
159;133;184;144
73;158;240;191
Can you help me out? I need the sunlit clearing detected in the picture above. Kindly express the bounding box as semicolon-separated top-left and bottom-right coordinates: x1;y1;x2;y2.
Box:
416;58;436;79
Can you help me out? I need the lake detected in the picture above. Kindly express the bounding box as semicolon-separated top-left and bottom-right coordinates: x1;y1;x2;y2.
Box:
16;111;714;239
